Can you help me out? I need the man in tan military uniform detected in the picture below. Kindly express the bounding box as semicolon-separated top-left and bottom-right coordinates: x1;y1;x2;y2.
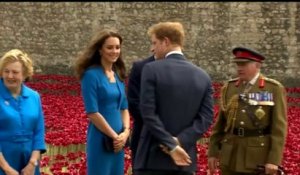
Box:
207;47;287;175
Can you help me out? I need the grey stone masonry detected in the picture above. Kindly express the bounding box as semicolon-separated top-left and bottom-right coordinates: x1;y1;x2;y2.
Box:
0;2;299;86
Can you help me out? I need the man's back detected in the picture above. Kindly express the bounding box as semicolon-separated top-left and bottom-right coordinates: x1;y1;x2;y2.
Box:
137;53;213;171
135;21;213;175
144;54;211;133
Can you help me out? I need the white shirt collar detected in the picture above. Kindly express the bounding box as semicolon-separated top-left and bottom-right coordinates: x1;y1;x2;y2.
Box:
165;51;183;58
248;72;260;85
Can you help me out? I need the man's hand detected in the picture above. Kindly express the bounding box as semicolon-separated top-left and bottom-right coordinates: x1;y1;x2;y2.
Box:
159;144;191;166
207;157;219;175
265;163;278;175
159;137;191;166
159;137;181;154
169;145;192;166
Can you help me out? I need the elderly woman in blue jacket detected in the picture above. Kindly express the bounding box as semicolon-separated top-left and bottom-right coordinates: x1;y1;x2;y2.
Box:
0;49;46;175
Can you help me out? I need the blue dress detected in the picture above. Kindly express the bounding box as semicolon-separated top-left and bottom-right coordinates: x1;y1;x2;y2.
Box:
0;79;46;175
81;67;128;175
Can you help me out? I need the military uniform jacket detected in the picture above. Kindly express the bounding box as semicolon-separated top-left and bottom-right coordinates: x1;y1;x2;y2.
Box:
208;74;287;173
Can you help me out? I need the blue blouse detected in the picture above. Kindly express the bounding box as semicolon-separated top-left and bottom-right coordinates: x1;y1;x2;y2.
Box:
0;78;46;153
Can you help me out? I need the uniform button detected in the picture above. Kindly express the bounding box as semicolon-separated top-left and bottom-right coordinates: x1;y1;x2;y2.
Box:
261;143;264;146
241;109;246;113
240;121;245;125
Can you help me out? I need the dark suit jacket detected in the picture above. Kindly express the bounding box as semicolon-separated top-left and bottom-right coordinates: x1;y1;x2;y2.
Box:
127;55;155;162
135;53;214;173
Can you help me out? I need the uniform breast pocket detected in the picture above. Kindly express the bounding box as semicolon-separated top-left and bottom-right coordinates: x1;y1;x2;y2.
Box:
220;136;234;166
245;136;270;169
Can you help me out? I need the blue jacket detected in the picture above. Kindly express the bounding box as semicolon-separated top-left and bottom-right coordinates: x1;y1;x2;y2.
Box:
0;78;46;173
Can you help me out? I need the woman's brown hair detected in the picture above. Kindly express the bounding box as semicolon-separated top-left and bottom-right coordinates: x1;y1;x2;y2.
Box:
74;29;126;81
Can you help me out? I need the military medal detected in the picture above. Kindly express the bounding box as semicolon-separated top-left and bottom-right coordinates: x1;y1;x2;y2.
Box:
255;106;265;120
248;99;258;105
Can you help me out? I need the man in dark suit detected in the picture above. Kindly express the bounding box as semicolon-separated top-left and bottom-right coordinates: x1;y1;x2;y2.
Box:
134;21;214;175
127;55;155;170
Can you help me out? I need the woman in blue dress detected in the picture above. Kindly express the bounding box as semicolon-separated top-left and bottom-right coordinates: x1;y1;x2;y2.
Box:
75;29;130;175
0;49;46;175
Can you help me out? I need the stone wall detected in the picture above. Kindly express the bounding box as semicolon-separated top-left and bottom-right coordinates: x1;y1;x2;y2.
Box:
0;2;299;86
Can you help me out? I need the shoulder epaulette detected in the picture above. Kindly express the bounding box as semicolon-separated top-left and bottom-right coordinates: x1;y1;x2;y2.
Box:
263;77;282;86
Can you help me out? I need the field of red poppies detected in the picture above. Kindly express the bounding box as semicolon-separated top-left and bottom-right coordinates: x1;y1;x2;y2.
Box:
25;74;300;175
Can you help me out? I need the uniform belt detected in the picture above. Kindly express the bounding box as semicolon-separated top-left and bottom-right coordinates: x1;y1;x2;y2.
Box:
233;127;270;137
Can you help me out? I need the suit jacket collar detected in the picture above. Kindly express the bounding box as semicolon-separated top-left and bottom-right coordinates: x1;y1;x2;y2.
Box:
147;55;156;62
